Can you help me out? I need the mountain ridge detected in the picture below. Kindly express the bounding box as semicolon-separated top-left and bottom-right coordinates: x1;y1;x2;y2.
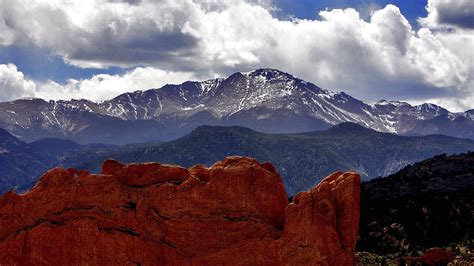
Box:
2;122;474;195
1;69;473;144
61;123;474;195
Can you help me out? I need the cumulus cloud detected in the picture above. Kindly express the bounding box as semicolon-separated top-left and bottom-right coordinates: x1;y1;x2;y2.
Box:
420;0;474;29
36;67;197;101
0;0;203;69
0;64;36;101
0;64;196;101
415;0;474;111
0;0;473;111
252;5;468;101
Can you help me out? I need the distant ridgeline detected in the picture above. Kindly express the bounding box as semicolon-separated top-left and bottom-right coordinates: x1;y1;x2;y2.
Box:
358;152;474;256
2;123;474;196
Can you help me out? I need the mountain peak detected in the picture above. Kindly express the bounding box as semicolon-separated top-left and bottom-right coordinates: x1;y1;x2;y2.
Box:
248;68;289;75
243;68;285;75
415;103;448;115
238;68;297;82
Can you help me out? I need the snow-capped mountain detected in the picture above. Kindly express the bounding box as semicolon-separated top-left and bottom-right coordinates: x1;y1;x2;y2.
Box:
0;69;473;144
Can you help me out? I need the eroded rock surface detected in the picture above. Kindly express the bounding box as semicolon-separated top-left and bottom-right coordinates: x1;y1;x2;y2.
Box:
0;156;360;265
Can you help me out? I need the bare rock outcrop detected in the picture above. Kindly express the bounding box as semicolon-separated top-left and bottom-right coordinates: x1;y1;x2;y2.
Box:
0;156;360;265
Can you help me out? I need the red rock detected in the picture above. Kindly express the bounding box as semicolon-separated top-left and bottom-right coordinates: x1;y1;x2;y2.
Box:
0;156;360;265
421;247;455;265
102;159;189;187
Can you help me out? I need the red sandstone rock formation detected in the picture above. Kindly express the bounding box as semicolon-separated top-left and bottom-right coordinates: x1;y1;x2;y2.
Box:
421;247;455;265
0;156;360;265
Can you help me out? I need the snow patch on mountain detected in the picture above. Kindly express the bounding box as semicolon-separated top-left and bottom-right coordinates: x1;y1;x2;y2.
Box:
0;68;473;142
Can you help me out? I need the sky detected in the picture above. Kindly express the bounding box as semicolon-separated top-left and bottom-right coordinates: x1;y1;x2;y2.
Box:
0;0;473;112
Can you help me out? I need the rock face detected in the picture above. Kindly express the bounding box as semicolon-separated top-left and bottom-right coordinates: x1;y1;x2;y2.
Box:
0;156;360;265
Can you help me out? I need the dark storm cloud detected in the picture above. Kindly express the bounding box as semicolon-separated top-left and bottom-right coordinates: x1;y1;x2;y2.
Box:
435;0;474;29
0;0;203;69
65;18;199;68
423;0;474;29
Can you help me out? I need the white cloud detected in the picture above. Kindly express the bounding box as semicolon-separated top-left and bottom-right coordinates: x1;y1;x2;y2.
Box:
249;5;468;101
0;0;473;111
0;64;36;101
36;67;197;101
0;63;196;101
414;0;474;111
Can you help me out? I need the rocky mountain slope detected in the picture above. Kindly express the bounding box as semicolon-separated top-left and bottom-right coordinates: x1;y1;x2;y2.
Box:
66;123;474;195
0;157;360;265
1;69;473;144
358;152;474;256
